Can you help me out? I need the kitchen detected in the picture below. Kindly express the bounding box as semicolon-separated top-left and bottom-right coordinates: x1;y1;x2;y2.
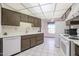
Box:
0;3;79;56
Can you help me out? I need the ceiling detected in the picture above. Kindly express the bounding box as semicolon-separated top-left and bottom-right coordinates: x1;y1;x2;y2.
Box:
1;3;72;20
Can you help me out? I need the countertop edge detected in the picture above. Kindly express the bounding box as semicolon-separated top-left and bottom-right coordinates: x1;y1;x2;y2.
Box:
0;32;44;38
59;34;79;46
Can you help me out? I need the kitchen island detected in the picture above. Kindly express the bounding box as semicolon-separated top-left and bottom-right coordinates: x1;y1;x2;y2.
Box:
0;32;44;56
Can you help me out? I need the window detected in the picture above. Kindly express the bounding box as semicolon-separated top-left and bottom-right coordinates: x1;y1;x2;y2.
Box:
48;22;55;34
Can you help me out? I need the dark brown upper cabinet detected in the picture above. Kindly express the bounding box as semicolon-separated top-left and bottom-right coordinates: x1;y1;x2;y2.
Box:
1;8;8;25
66;20;79;25
20;13;28;22
28;16;34;24
70;21;79;25
66;16;79;26
2;8;41;27
32;17;41;27
66;20;70;26
1;8;20;26
28;16;41;27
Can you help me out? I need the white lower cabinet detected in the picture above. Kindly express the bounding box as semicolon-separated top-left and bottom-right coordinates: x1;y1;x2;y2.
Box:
3;36;21;56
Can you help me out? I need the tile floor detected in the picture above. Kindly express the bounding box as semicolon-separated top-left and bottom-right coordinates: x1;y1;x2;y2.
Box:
16;37;65;56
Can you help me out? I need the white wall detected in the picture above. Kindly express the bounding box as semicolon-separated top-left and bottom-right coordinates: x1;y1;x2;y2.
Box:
55;21;66;35
0;4;1;34
41;19;66;37
41;19;55;37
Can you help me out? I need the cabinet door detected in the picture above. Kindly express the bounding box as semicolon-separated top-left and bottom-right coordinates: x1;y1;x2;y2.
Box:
28;16;33;23
32;18;36;27
33;18;38;27
2;8;20;26
30;37;37;47
28;16;36;27
36;34;44;45
33;18;41;27
28;16;41;27
21;36;30;51
20;14;28;22
1;8;8;25
66;20;70;26
37;19;41;27
7;9;20;26
3;37;21;56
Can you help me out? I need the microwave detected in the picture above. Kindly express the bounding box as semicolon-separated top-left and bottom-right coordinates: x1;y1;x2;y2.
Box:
69;29;77;36
65;29;77;36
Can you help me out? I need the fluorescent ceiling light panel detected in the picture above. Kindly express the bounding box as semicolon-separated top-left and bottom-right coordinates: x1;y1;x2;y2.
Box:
22;3;39;8
54;10;66;18
44;11;53;18
2;3;16;11
28;6;42;13
33;12;44;17
41;4;55;12
18;9;32;15
5;3;25;10
56;3;72;10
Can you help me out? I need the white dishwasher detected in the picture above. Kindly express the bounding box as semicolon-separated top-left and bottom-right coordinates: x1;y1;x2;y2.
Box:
3;36;21;56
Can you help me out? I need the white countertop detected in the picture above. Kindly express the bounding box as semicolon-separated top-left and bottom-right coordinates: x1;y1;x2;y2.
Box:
0;32;43;38
60;34;79;46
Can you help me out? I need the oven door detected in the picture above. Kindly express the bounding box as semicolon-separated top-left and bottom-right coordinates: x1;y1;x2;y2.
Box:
60;37;70;56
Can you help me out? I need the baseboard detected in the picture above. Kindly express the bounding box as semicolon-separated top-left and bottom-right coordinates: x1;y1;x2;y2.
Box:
44;36;55;38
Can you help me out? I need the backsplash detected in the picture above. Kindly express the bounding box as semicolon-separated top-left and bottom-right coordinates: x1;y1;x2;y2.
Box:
1;22;40;35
